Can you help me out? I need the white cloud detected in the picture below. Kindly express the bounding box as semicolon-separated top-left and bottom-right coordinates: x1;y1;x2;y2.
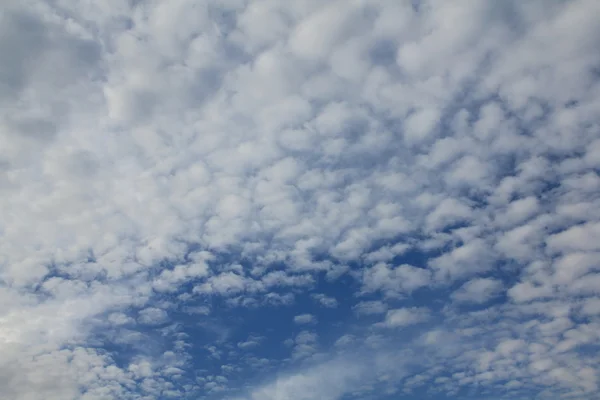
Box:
361;263;430;297
580;298;600;316
552;252;600;286
425;197;474;232
508;281;554;304
194;272;248;296
294;314;316;325
137;307;169;326
451;278;504;304
383;307;431;328
311;293;338;308
547;222;600;253
403;107;441;145
289;330;319;361
238;335;264;350
496;196;540;228
107;312;134;326
430;239;494;283
245;358;362;400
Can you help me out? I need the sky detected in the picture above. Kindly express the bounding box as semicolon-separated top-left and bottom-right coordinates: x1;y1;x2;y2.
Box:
1;0;600;399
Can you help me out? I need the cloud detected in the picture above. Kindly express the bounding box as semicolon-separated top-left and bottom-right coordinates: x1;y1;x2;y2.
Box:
382;307;431;328
2;0;600;398
311;293;338;308
293;314;316;325
353;300;388;316
238;335;264;350
430;239;494;283
451;278;504;304
361;263;431;297
289;330;319;361
137;307;169;326
244;357;363;400
547;222;600;253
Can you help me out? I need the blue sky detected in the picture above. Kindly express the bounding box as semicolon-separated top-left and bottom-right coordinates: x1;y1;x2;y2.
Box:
1;0;600;399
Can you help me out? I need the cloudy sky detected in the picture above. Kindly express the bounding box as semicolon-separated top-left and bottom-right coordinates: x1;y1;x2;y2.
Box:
1;0;600;399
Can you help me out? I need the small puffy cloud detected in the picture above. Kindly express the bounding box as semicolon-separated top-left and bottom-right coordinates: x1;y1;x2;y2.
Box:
334;334;356;348
290;330;319;360
238;335;264;350
138;307;169;326
294;331;317;345
430;239;493;283
508;281;554;303
311;293;338;308
497;196;540;228
451;278;504;304
361;263;430;297
546;222;600;253
403;107;441;145
294;314;317;325
552;252;600;285
194;272;248;296
425;197;474;232
383;307;431;328
152;259;211;293
580;297;600;316
107;312;134;326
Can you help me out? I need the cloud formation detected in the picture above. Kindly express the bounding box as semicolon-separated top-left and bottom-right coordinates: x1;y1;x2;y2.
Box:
1;0;600;399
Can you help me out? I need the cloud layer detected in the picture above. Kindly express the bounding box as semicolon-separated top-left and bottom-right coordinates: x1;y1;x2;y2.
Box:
1;0;600;399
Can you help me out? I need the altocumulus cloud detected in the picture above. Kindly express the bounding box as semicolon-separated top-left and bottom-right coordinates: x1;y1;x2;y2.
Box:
1;0;600;399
